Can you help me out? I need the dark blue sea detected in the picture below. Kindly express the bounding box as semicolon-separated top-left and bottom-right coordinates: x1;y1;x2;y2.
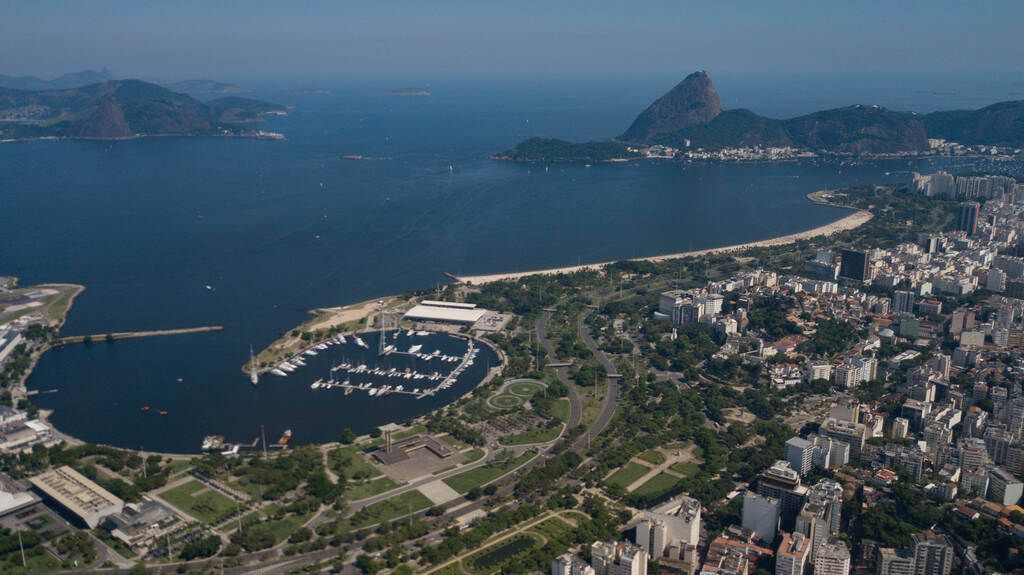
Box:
2;75;1021;452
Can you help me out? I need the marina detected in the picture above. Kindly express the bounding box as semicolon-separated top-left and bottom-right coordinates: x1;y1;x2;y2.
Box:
265;329;481;400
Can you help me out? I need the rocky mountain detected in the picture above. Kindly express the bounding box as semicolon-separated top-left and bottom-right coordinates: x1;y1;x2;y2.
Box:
0;79;285;141
0;68;115;91
620;71;722;143
613;71;1019;153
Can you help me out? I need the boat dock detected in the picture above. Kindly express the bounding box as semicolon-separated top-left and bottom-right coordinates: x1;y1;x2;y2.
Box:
309;338;480;400
59;326;223;345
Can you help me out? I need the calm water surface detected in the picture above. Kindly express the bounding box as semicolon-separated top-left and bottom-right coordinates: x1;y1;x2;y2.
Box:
1;78;1018;451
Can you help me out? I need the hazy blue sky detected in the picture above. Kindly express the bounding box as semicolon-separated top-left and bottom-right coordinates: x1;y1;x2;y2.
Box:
2;1;1022;81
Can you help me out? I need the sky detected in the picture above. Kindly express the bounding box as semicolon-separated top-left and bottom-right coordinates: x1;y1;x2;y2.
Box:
2;1;1022;83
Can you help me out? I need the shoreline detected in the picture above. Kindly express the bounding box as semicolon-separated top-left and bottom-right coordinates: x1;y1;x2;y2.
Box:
453;199;871;285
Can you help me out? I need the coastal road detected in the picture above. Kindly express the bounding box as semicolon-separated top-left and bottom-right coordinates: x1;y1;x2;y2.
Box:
535;309;583;431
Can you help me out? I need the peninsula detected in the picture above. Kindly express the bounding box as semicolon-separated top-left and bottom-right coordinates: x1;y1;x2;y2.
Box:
0;79;287;141
498;70;1024;161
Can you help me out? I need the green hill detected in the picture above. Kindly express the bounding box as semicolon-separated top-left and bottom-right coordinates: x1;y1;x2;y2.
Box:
0;79;285;140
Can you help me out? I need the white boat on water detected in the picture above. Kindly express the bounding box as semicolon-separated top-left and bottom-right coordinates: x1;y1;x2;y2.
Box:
293;357;306;366
280;363;296;372
406;329;415;336
271;368;287;376
368;388;378;396
416;331;429;336
408;344;423;354
338;335;347;344
310;381;322;389
317;343;329;350
305;349;318;356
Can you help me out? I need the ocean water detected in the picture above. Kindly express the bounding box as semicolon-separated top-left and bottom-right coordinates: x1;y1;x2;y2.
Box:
1;77;1017;452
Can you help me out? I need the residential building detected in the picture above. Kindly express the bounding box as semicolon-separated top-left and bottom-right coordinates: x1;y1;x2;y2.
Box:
876;548;916;575
959;202;980;236
742;491;780;544
986;466;1023;506
894;291;915;314
785;437;815;477
814;539;850;575
553;553;597;575
912;533;953;575
756;460;809;527
636;495;701;559
775;532;810;575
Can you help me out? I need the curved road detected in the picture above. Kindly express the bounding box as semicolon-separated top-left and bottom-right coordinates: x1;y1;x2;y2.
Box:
575;307;621;448
535;305;621;452
536;310;583;432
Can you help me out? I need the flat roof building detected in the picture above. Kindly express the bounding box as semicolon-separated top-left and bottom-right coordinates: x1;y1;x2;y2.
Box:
30;465;124;528
403;301;488;324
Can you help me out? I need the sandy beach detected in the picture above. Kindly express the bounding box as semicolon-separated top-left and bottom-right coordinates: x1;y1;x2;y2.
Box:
454;207;872;285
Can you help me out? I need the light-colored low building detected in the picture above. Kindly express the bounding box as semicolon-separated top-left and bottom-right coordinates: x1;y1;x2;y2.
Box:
403;300;489;324
29;465;124;528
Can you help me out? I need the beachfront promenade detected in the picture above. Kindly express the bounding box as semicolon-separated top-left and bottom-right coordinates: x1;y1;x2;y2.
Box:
453;207;872;285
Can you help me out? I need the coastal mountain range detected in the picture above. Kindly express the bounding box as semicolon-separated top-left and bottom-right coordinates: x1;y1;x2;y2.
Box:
0;79;285;140
499;71;1024;161
0;69;248;95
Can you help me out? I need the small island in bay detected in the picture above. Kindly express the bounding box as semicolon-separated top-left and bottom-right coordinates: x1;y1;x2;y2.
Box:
386;88;431;96
162;78;248;95
0;79;287;142
292;87;331;95
490;137;642;163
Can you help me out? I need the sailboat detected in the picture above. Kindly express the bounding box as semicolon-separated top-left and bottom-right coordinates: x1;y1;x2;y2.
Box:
249;345;259;386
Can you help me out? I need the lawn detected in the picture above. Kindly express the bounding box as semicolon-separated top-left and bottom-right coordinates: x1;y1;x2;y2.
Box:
344;476;402;501
632;472;679;498
531;517;572;540
393;425;427;440
637;450;666;466
604;462;651;490
669;462;701;477
0;546;62;575
490;394;523;408
328;446;383;480
507;380;545;396
444;451;536;493
551;399;570;423
160;480;238;524
462;448;485;463
345;490;432;530
263;512;315;545
166;459;193;476
498;424;563;446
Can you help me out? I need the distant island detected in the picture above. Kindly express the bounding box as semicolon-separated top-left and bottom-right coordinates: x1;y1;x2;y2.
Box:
162;78;248;95
0;79;287;141
292;87;331;95
498;70;1024;162
386;88;431;96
